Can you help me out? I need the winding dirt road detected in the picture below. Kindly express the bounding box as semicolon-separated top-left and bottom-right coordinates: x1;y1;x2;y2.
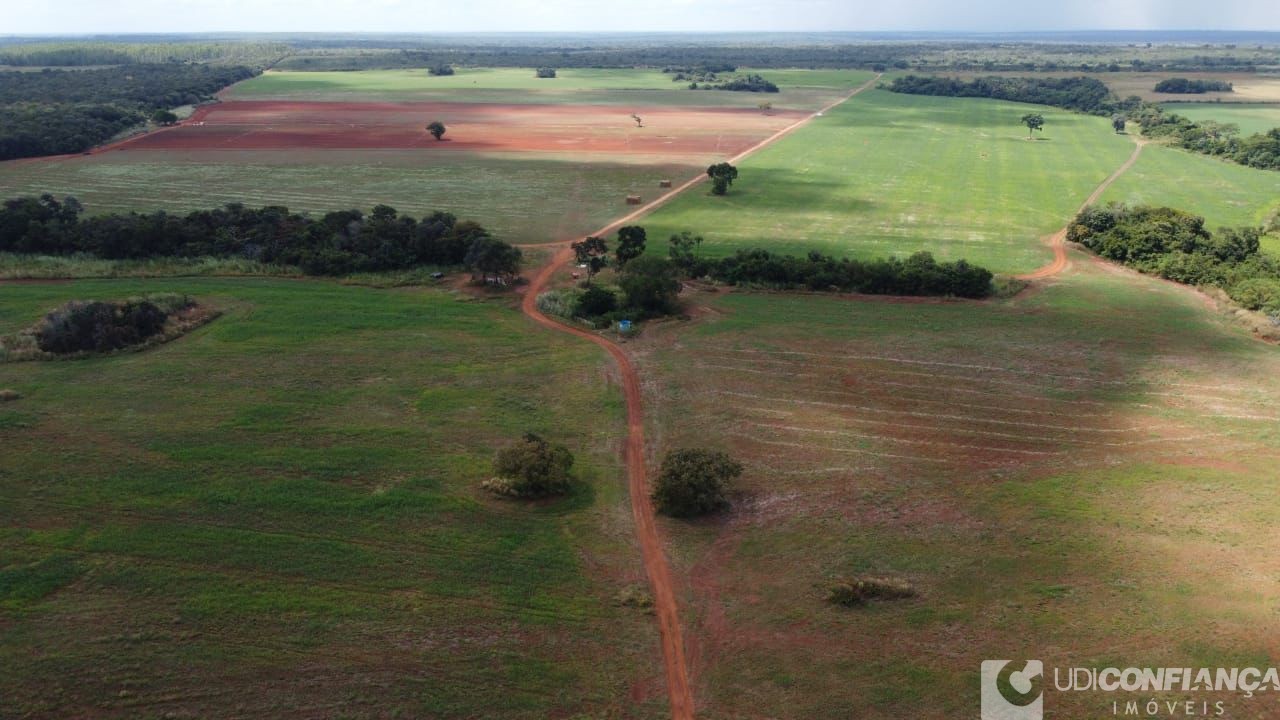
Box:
519;75;880;720
1016;136;1146;281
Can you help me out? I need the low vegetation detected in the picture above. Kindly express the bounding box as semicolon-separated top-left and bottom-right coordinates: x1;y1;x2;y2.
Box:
652;448;742;518
1069;203;1280;316
484;432;575;498
1154;77;1233;94
0;195;517;277
826;577;918;607
0;64;257;160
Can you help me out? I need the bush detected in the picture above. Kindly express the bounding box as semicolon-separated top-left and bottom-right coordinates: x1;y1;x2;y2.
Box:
35;299;168;354
651;448;742;518
827;577;917;607
485;433;574;498
574;284;618;317
1229;278;1280;314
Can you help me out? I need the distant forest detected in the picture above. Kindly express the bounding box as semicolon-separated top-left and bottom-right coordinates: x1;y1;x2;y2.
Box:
0;64;257;161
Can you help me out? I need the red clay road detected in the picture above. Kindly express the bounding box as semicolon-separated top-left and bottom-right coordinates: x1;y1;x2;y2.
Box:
519;74;880;720
1016;136;1146;281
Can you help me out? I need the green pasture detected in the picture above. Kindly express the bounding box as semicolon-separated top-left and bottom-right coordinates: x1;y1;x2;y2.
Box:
225;67;873;110
0;150;700;244
1161;102;1280;137
0;278;661;718
1099;141;1280;231
636;89;1137;275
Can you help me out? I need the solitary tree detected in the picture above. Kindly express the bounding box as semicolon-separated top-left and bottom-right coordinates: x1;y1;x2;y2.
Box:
426;121;447;141
428;64;455;76
706;162;739;195
630;113;643;128
614;226;647;268
1112;115;1127;134
535;67;557;79
571;235;609;284
151;109;179;126
651;448;743;517
668;231;703;270
487;433;574;497
1021;113;1045;138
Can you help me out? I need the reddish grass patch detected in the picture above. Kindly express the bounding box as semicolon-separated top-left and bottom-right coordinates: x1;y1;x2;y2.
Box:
116;101;807;155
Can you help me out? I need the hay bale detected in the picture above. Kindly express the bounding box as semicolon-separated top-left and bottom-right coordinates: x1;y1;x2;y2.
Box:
625;195;643;205
0;389;20;402
658;179;672;188
827;576;917;607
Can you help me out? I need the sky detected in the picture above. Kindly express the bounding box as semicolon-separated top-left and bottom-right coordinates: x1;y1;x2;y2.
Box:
6;0;1280;35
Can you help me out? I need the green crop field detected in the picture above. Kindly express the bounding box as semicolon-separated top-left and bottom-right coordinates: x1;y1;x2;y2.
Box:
636;89;1137;275
1161;102;1280;136
226;67;873;110
641;261;1280;718
0;150;699;244
1100;141;1280;231
0;278;666;718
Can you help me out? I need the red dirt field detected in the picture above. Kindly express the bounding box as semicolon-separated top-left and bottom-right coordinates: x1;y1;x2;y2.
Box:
116;101;809;155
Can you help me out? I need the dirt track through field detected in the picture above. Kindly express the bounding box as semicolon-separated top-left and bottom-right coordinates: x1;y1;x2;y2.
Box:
1016;136;1146;280
519;74;880;720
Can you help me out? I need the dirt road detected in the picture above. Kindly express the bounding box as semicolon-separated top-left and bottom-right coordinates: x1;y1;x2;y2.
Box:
518;75;880;720
1017;136;1146;281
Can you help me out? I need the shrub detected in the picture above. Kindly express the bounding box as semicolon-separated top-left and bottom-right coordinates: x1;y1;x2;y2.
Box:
35;299;167;354
1229;278;1280;314
651;448;742;518
574;284;618;317
827;577;917;607
485;433;574;498
535;288;578;319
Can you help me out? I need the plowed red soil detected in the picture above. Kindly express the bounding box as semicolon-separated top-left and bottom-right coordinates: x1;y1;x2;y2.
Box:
115;101;808;155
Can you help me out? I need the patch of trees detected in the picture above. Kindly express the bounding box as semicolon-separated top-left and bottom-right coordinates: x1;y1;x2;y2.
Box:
1131;106;1280;171
0;195;517;278
886;75;1114;114
709;73;779;93
1153;77;1233;93
673;244;994;299
34;294;193;355
0;64;257;160
651;448;742;518
1068;203;1280;315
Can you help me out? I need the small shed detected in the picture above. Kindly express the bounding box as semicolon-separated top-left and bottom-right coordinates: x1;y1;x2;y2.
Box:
625;195;643;205
618;320;633;332
658;179;672;188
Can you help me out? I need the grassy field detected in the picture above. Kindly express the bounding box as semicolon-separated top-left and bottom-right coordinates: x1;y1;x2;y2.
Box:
1161;102;1280;136
226;67;874;110
1099;141;1280;231
0;278;668;718
636;89;1136;275
638;260;1280;719
0;150;700;244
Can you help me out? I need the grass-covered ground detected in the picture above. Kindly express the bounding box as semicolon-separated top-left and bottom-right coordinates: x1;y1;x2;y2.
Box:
0;278;667;718
1099;141;1280;231
637;89;1136;275
225;67;873;110
0;150;698;244
639;260;1280;719
1161;102;1280;136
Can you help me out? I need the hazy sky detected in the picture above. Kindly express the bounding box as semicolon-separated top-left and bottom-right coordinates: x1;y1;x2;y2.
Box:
7;0;1280;34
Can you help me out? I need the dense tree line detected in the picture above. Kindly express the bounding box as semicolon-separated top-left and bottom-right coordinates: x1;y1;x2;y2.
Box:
0;195;517;277
0;40;287;66
674;246;994;299
0;64;257;160
1153;77;1233;93
1132;106;1280;171
1069;204;1280;315
886;75;1116;113
706;73;779;92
